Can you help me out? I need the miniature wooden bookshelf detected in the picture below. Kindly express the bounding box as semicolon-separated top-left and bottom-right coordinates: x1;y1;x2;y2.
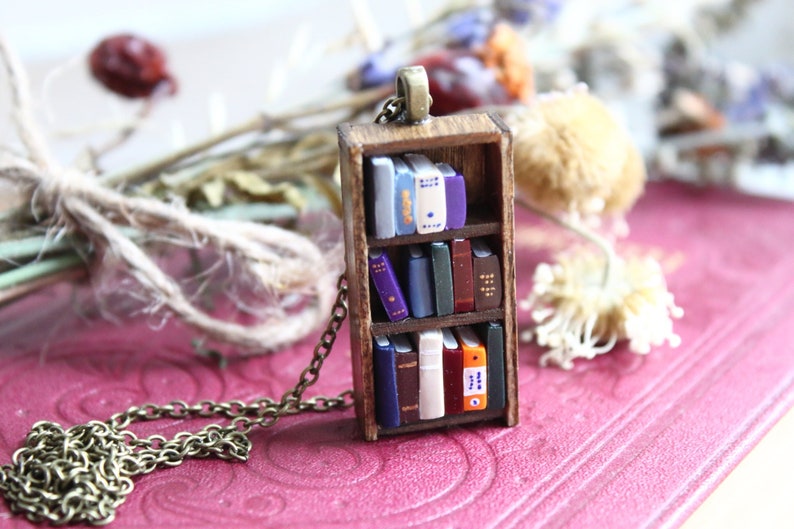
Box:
338;111;519;441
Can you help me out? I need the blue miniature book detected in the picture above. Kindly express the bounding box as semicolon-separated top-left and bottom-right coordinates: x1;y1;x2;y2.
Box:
405;245;435;318
435;162;467;230
372;335;400;429
368;249;409;322
392;157;417;236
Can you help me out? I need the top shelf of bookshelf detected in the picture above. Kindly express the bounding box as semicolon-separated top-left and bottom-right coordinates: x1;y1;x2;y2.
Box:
366;217;501;248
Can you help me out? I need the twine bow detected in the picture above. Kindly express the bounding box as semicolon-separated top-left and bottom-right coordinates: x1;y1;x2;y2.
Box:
0;36;339;352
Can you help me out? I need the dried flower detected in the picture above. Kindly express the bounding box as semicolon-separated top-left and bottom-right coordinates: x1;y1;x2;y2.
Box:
507;86;645;216
419;50;514;115
495;0;563;26
89;33;177;99
521;249;683;370
477;23;533;102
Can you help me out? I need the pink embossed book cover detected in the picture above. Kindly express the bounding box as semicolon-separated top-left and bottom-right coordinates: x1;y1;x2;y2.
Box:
2;181;794;528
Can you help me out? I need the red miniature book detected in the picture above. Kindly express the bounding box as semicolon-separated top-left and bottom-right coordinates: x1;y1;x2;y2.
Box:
450;238;475;313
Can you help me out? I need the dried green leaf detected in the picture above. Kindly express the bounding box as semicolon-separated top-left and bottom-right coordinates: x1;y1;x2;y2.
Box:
228;171;277;196
200;178;226;208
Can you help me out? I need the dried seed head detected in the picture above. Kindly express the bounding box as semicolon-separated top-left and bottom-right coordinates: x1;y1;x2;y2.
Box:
89;34;177;99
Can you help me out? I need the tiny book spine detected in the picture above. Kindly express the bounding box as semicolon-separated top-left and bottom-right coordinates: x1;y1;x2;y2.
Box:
430;241;454;317
455;326;488;411
450;238;475;313
372;335;400;429
405;245;435;318
404;153;446;234
413;329;445;420
392;334;420;425
441;328;464;416
471;238;503;311
435;162;467;230
392;157;417;236
366;156;396;239
478;321;506;411
368;249;409;322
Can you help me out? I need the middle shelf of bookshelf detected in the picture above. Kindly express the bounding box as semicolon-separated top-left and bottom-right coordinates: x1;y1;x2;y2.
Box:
370;307;504;336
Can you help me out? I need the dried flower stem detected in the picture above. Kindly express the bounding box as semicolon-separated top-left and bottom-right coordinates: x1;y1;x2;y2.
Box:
0;254;85;306
99;84;391;188
516;196;617;287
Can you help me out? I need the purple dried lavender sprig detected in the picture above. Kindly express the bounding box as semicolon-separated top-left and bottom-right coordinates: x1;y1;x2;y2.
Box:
494;0;564;26
446;8;495;48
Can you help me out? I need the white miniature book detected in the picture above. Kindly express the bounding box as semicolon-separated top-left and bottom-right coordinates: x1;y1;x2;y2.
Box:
413;329;445;420
404;153;446;234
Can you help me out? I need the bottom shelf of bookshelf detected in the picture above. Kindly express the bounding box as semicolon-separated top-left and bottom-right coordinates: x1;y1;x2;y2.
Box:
376;407;512;438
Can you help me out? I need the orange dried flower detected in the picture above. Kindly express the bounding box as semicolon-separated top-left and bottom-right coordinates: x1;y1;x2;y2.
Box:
478;23;533;102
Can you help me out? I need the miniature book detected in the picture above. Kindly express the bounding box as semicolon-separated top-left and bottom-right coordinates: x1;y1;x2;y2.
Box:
430;241;454;316
392;156;417;236
455;326;488;411
368;249;409;322
391;334;420;424
372;335;400;428
404;154;446;234
365;156;396;238
435;162;467;230
405;245;435;318
471;238;502;311
441;328;464;415
477;321;506;411
450;238;475;313
413;329;445;420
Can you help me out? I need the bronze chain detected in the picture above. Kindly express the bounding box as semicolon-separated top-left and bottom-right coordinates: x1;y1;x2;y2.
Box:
374;95;406;124
0;275;352;526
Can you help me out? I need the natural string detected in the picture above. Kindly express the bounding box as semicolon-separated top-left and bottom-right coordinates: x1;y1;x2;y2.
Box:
0;36;340;352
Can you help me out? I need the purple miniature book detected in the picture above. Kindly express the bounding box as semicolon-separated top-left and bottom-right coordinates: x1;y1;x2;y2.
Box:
368;249;408;322
435;162;467;230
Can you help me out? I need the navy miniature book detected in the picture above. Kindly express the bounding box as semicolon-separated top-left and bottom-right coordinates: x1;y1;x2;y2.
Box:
405;245;435;318
477;321;506;411
372;335;400;428
368;249;409;322
430;241;454;316
392;157;417;236
365;156;396;239
435;162;467;230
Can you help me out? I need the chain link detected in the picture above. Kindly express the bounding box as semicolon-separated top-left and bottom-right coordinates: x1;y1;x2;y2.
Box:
0;275;352;526
374;95;406;124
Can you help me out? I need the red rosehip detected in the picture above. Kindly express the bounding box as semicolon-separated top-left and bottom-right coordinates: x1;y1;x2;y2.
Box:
89;34;177;99
418;50;513;116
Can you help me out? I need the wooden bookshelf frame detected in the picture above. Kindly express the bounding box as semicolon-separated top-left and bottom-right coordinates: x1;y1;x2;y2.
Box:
338;112;519;441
